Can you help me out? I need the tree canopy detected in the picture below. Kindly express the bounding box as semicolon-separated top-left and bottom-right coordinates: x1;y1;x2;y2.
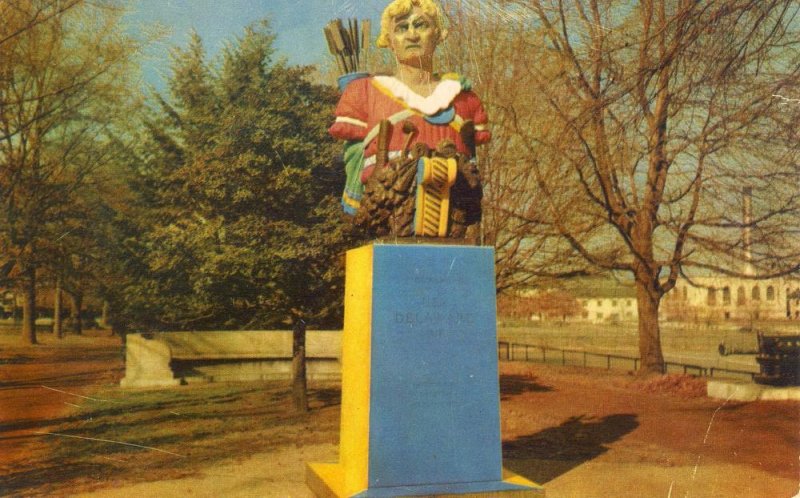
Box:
0;0;139;343
116;22;353;331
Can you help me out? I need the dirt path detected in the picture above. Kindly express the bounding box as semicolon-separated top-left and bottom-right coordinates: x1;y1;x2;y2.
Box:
1;334;798;498
0;331;124;484
79;364;800;498
498;363;800;497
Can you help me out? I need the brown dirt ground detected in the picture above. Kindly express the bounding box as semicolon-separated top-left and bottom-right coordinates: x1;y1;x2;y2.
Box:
0;330;124;474
1;332;798;498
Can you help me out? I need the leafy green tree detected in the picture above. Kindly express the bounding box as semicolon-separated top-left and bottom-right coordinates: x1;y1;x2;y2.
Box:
119;22;352;331
0;0;139;343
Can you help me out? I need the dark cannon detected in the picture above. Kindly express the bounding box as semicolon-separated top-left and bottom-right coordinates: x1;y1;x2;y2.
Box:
755;332;800;386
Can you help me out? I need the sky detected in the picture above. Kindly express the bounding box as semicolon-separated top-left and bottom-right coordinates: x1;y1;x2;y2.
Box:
124;0;392;91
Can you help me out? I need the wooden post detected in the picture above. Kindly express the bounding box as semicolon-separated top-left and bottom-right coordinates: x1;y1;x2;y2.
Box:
292;319;309;413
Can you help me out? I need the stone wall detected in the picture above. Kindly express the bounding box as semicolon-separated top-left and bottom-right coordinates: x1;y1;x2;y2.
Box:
120;330;341;388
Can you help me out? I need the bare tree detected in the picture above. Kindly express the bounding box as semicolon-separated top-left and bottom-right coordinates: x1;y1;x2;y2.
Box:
441;2;599;293
444;0;800;372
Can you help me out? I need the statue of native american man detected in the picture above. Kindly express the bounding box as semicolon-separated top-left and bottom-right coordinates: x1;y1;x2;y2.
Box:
327;0;490;241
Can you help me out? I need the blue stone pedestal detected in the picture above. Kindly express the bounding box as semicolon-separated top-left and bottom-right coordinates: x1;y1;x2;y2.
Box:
307;243;543;497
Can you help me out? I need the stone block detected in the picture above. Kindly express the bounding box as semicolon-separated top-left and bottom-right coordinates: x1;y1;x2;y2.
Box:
120;334;180;388
120;330;342;387
707;379;800;401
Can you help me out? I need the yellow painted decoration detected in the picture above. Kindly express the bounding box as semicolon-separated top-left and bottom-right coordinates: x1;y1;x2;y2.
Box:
338;245;373;495
415;156;459;237
501;469;542;488
306;463;347;498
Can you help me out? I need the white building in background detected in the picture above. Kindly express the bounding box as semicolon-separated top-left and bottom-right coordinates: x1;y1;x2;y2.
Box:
577;296;637;323
574;187;800;323
565;274;800;324
789;289;800;319
665;276;800;322
663;186;800;322
563;278;639;323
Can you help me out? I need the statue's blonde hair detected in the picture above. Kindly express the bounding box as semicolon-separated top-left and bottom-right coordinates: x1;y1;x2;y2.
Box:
376;0;447;48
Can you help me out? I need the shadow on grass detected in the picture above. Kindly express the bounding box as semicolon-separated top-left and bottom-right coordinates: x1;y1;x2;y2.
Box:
504;413;639;484
1;462;111;495
0;368;122;390
310;388;341;408
500;375;553;400
0;415;82;434
2;382;342;494
0;355;35;365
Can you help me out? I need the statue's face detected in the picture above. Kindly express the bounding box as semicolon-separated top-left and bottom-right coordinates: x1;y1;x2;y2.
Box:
388;6;439;65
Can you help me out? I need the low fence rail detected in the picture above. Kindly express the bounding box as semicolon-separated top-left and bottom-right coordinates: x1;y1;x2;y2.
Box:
497;341;757;381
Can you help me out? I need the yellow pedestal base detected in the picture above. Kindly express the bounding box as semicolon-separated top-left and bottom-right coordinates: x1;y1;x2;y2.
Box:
307;463;545;498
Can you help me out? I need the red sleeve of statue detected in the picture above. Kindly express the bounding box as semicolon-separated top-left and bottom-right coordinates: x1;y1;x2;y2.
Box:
329;78;370;141
454;90;491;145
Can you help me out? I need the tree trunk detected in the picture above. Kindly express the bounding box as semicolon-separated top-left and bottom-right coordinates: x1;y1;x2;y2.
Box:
101;300;110;329
292;319;309;413
69;292;83;335
102;300;116;336
21;268;37;345
635;278;665;374
54;278;63;339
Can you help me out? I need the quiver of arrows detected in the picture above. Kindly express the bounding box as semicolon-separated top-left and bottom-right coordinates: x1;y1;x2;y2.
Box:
324;18;370;75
